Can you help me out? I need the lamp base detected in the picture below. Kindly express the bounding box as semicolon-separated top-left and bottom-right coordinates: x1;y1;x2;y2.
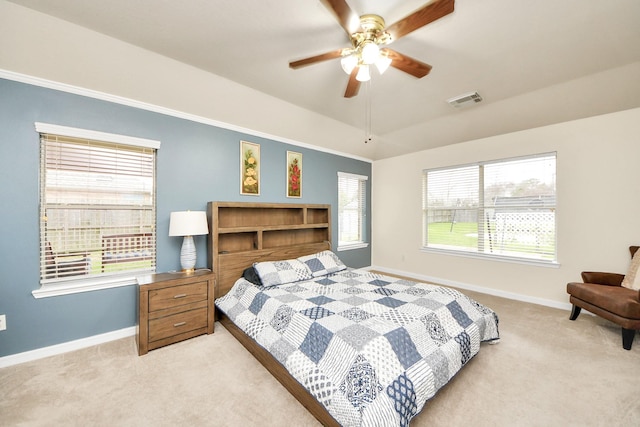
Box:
180;235;197;272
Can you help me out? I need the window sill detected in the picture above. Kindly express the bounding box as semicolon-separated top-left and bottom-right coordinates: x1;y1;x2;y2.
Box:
32;271;154;299
337;242;369;252
420;247;559;268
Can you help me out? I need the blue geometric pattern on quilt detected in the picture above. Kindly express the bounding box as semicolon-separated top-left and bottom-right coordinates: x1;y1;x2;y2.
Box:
298;250;348;277
454;331;472;365
385;328;423;369
248;291;269;315
421;313;450;345
447;300;473;328
216;268;500;427
340;307;374;323
301;306;334;320
270;305;294;332
376;296;407;309
368;278;391;287
387;373;417;427
339;354;383;412
315;277;337;286
300;322;334;364
373;287;397;296
308;295;334;305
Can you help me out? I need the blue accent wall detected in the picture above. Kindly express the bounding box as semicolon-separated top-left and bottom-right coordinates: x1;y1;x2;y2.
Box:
0;78;371;357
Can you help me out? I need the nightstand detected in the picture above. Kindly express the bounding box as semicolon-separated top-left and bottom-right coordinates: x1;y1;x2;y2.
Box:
137;270;215;355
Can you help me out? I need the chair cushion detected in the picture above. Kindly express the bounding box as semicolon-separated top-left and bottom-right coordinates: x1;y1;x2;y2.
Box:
621;249;640;290
567;282;640;319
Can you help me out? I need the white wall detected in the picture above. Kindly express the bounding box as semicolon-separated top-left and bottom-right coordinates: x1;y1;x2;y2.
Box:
0;1;370;160
372;108;640;307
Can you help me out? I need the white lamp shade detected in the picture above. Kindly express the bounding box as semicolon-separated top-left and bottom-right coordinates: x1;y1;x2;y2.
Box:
169;211;209;236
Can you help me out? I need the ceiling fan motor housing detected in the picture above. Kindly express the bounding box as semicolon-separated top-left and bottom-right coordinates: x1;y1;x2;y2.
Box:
354;14;391;46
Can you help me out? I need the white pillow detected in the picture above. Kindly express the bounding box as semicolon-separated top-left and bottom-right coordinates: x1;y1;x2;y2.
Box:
253;259;313;287
621;250;640;290
298;250;347;277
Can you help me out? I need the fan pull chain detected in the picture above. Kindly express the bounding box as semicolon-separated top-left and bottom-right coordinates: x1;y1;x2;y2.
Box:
364;80;372;143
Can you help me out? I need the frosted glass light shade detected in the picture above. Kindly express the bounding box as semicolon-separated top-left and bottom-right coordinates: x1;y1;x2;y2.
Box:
375;54;392;74
356;65;371;82
360;41;380;65
340;55;358;74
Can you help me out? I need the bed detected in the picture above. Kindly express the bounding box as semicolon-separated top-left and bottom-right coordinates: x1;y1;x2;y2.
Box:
208;202;500;426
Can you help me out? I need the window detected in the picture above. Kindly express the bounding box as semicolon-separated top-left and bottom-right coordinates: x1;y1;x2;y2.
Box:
422;153;556;263
37;123;160;296
337;172;368;250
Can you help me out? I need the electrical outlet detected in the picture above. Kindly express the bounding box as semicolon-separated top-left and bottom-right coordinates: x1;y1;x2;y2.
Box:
0;314;6;331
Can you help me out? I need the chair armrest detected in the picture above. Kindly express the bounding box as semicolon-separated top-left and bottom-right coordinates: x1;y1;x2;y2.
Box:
580;271;625;286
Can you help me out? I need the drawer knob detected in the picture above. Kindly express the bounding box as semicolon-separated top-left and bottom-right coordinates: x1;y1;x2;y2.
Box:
173;293;187;299
173;321;187;327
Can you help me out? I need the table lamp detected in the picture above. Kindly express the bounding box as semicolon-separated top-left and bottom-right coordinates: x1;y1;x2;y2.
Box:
169;211;209;273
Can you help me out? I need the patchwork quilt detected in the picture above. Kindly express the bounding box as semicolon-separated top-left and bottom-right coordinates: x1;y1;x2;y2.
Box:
216;269;500;427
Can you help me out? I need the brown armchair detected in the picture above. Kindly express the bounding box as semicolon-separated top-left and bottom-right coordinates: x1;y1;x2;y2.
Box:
566;246;640;350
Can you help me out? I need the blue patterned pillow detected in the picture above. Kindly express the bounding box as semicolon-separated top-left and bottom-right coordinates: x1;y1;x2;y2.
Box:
253;259;313;287
298;250;347;277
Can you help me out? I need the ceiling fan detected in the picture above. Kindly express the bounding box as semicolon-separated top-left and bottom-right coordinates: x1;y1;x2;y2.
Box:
289;0;455;98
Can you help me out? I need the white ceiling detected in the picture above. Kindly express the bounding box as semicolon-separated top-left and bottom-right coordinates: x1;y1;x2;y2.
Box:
7;0;640;160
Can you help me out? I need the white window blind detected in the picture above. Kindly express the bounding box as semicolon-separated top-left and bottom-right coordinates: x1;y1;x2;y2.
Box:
39;125;159;287
423;153;557;263
338;172;368;249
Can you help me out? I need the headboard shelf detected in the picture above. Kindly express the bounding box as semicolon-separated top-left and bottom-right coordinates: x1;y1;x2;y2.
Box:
208;202;331;297
217;223;329;234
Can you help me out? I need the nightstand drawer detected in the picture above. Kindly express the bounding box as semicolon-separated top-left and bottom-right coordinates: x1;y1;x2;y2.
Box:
148;281;208;312
148;307;208;343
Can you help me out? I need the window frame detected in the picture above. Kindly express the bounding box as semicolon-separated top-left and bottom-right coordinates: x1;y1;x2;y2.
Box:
34;122;161;298
337;171;369;251
422;152;558;266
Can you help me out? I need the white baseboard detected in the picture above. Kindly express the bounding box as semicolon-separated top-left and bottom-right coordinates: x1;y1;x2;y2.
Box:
0;326;136;368
367;265;574;312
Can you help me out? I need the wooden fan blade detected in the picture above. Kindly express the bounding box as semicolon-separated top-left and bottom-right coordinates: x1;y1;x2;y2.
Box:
289;49;344;69
344;67;361;98
385;49;432;78
320;0;360;36
385;0;455;42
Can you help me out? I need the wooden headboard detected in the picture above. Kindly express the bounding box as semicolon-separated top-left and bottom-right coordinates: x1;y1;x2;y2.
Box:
207;202;331;298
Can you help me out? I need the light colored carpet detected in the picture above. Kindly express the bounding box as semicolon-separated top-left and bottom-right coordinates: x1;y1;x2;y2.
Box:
2;289;638;427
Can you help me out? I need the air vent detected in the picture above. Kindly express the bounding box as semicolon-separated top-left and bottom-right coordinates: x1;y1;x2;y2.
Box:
447;91;483;108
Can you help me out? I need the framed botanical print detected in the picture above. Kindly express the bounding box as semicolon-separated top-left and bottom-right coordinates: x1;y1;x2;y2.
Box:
286;151;302;198
240;141;260;195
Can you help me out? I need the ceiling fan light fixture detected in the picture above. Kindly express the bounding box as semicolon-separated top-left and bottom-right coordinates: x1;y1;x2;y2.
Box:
340;54;358;75
360;40;380;65
356;65;371;82
375;52;392;74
